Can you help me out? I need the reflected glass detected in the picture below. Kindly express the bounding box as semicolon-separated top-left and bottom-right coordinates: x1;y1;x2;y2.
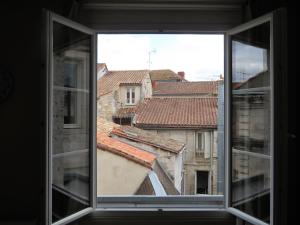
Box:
52;21;91;222
231;22;271;223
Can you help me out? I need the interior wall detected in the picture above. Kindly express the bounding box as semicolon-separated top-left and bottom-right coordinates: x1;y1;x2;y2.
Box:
0;2;74;223
0;8;43;221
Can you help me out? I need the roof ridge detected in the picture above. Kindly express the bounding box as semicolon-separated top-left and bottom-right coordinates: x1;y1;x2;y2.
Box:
148;97;218;100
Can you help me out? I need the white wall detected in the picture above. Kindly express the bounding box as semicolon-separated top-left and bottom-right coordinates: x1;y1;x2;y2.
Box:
97;149;150;195
111;134;183;193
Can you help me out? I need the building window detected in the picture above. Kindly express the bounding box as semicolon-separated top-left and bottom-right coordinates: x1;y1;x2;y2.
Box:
126;87;135;105
196;171;209;194
63;62;80;126
196;132;205;158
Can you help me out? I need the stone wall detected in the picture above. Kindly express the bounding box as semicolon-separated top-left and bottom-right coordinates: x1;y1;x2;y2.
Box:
145;129;218;195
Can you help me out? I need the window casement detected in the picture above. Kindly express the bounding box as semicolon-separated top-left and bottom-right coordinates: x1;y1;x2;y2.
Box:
47;12;96;225
45;8;286;225
126;87;135;105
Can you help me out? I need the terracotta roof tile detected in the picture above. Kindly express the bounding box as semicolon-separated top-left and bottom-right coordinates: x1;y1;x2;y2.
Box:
111;126;185;154
112;107;136;119
97;132;156;168
134;98;217;129
97;117;120;134
149;70;182;81
153;81;218;96
97;70;149;98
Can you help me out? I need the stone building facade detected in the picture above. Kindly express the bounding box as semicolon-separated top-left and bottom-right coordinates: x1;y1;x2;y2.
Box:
134;96;219;195
97;67;152;124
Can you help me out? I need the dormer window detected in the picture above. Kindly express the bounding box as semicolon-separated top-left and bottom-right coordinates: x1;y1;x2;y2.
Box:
126;87;135;105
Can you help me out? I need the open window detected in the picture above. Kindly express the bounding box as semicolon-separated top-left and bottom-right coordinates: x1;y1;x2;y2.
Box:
45;6;285;225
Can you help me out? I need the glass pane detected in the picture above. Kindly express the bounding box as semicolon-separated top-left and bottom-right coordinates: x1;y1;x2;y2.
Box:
64;91;77;124
126;88;130;104
52;21;91;222
131;88;135;104
64;62;78;88
231;22;271;223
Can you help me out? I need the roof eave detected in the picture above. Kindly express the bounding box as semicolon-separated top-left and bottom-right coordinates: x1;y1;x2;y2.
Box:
111;130;184;154
135;124;217;130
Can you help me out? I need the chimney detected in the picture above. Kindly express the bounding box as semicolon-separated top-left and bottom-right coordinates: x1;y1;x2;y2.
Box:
177;71;185;80
152;80;157;88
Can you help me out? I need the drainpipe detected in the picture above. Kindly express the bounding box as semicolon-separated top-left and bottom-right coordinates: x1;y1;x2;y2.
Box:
210;131;213;194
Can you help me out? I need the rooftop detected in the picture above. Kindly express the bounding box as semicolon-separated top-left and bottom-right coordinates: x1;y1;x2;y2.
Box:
149;69;182;82
111;126;185;154
134;98;218;129
153;81;219;96
97;63;107;72
113;107;136;119
97;132;156;169
97;70;149;97
97;117;120;135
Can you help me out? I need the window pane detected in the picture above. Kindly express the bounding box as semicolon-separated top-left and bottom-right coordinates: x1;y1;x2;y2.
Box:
64;91;77;124
126;88;130;104
198;133;202;150
231;22;271;223
64;62;78;88
52;21;91;222
131;88;135;104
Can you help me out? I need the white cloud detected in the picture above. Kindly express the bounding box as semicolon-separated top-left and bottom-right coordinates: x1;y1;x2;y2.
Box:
98;35;151;70
98;34;224;81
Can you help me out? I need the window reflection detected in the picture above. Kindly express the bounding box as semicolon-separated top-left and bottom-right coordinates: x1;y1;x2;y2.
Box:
52;21;91;222
231;22;271;223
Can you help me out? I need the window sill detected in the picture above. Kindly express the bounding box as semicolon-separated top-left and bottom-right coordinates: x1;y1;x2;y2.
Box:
69;210;235;225
124;104;136;106
64;124;81;129
96;195;224;209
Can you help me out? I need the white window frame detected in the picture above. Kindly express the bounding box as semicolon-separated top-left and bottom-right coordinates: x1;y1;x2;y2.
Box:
46;11;97;225
125;86;136;105
225;12;274;225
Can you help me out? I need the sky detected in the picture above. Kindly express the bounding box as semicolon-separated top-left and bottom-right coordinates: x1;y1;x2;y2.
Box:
232;40;268;82
97;34;224;81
